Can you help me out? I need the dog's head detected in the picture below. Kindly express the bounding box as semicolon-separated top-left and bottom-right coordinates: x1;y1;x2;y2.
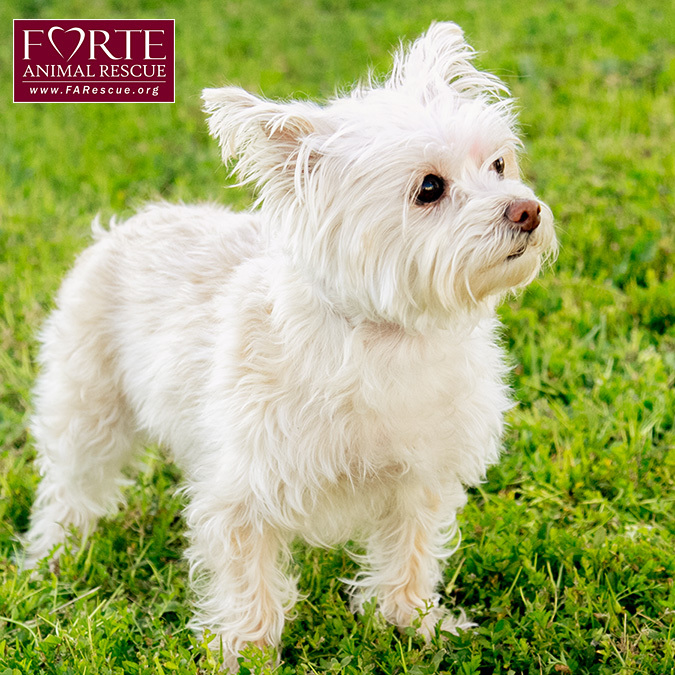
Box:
203;22;556;330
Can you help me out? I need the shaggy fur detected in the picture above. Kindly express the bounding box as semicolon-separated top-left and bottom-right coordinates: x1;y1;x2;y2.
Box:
24;22;556;671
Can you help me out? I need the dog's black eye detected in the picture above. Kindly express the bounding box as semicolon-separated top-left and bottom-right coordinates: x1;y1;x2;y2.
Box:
491;156;505;177
416;174;445;204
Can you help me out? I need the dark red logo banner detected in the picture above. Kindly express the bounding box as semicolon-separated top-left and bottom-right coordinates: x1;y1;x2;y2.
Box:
13;19;175;103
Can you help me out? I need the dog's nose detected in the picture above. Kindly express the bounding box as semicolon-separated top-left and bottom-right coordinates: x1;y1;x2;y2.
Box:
505;199;541;232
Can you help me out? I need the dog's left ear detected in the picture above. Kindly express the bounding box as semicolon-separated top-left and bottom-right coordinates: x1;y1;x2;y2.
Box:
387;22;507;101
203;86;321;193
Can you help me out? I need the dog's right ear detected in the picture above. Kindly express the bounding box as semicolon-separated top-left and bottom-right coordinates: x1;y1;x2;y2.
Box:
202;87;321;191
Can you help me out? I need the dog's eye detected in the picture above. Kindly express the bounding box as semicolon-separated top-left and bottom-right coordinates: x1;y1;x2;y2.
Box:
415;174;445;205
491;157;505;177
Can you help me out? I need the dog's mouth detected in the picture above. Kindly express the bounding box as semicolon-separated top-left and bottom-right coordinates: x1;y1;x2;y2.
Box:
506;247;527;261
505;234;531;261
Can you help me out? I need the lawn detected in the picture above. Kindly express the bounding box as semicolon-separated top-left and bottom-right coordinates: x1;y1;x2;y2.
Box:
1;0;674;673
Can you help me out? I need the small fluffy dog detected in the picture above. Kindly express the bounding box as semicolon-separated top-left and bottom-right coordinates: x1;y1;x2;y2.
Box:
24;22;555;670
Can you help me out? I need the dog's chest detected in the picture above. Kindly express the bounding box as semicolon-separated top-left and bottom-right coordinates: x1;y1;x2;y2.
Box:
234;310;508;488
346;322;504;463
264;318;508;539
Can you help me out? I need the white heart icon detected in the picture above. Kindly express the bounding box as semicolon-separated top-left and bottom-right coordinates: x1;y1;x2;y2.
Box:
48;26;85;62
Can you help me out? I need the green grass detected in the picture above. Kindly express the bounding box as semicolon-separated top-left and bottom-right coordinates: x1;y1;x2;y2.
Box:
1;0;674;673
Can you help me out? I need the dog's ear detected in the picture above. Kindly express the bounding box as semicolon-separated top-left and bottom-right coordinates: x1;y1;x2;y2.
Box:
202;87;321;192
387;22;507;100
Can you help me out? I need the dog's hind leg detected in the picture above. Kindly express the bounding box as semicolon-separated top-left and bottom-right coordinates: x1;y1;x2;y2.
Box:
23;258;137;568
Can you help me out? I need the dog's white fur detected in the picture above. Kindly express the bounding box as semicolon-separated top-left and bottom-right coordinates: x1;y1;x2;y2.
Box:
24;23;556;670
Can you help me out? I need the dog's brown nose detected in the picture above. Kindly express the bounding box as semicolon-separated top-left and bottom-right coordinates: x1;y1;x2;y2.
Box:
505;199;541;232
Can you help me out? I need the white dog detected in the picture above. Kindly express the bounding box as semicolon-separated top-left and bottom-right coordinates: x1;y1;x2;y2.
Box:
24;22;556;670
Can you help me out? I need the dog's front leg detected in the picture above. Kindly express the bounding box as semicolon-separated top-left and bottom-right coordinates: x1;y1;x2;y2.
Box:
352;483;471;639
184;495;295;671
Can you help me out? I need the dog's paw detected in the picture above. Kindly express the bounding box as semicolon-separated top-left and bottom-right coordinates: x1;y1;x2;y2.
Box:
438;608;476;634
416;606;476;641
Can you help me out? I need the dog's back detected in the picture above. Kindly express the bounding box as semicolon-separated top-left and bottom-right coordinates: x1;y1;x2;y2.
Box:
24;203;261;566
